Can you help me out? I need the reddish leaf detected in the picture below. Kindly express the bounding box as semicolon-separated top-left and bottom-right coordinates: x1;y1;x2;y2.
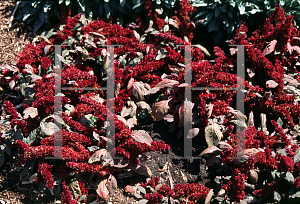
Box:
194;44;211;57
96;179;109;200
245;148;260;156
178;83;189;87
179;100;194;125
106;174;118;195
88;149;107;164
23;107;38;119
131;130;153;146
164;114;174;122
207;103;214;118
263;40;277;56
287;42;293;55
292;46;300;55
200;146;221;157
168;18;179;29
152;99;171;121
293;37;300;41
124;185;137;194
187;128;200;139
247;67;255;78
132;82;149;101
126;118;137;129
217;141;233;150
266;80;278;88
205;123;223;147
116;115;127;126
229;48;238;55
127;78;134;90
113;159;129;168
154;79;179;90
128;163;149;176
121;106;134;118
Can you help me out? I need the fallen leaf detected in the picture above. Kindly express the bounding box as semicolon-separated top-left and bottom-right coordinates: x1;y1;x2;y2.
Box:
40;122;60;136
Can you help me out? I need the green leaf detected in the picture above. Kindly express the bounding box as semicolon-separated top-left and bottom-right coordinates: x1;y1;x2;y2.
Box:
294;153;300;164
77;0;85;12
0;120;10;125
274;191;281;202
13;130;23;140
23;128;39;145
286;171;294;183
33;18;44;32
78;195;87;202
277;117;283;128
65;0;71;6
5;145;11;156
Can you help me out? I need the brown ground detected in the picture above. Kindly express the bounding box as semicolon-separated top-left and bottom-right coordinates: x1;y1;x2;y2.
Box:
0;1;210;203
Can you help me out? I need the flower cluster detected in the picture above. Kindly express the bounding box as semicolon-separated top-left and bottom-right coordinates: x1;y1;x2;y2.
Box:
140;176;209;204
36;162;54;189
228;169;246;202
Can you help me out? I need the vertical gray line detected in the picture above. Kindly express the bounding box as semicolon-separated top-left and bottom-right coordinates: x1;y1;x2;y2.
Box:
236;45;245;157
53;45;63;159
106;45;116;158
183;45;193;158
